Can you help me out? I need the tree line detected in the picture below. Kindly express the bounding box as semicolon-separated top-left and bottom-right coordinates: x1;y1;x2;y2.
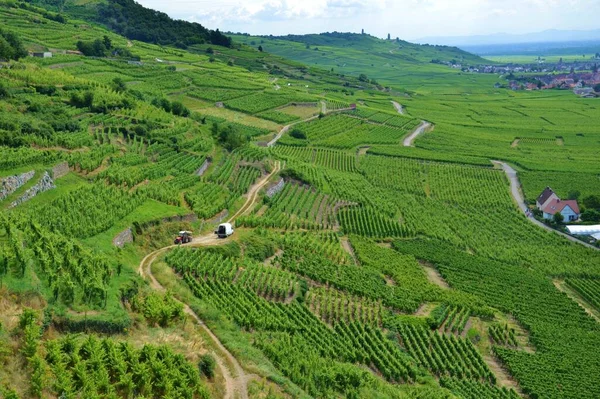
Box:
96;0;232;48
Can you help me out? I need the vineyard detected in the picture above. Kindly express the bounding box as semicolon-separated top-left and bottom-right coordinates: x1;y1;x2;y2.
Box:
564;277;600;311
1;3;600;399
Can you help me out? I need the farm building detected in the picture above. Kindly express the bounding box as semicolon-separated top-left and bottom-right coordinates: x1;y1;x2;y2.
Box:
31;52;52;58
536;187;559;210
536;187;580;221
542;199;580;221
566;225;600;240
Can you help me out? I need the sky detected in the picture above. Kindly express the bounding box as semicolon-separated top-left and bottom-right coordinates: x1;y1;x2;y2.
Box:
136;0;600;42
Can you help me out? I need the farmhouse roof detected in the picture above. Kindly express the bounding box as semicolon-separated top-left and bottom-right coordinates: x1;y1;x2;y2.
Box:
543;199;580;215
537;187;556;204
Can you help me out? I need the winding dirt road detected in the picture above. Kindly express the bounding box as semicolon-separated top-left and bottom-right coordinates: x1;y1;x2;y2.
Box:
391;101;405;115
493;161;598;251
403;121;432;147
137;162;280;399
267;106;362;147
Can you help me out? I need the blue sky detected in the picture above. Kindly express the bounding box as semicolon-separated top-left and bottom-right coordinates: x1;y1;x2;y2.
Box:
137;0;600;41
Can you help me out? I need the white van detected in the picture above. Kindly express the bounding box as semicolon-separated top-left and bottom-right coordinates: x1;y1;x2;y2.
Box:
215;223;234;238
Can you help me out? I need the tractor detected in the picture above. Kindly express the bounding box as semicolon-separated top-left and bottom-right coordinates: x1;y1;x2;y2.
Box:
174;231;192;245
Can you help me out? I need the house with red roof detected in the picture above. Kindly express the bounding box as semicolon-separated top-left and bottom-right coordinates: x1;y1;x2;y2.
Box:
536;187;559;210
542;198;580;221
536;187;580;221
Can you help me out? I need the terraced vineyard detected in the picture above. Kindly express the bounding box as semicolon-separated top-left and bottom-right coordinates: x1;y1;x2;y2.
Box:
1;2;600;399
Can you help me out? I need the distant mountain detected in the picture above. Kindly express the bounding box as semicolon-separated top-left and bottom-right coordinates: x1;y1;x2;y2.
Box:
416;29;600;46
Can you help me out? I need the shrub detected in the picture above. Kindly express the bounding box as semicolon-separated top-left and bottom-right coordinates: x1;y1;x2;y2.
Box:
290;128;306;140
198;354;216;379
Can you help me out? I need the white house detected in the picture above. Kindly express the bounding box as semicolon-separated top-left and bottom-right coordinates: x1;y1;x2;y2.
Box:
536;187;559;210
31;52;52;58
542;199;580;221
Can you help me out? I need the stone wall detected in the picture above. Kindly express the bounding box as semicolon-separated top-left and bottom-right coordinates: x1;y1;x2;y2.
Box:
195;159;211;176
9;172;55;208
266;177;284;198
0;170;35;201
52;162;69;179
112;228;133;248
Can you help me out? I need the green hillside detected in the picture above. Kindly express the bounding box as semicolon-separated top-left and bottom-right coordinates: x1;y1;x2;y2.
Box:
232;32;488;89
1;1;600;399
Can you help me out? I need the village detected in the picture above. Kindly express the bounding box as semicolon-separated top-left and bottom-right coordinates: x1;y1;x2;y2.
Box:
437;57;600;96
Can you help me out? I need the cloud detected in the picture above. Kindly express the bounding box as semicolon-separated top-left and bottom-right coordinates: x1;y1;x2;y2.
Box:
138;0;600;39
188;0;388;24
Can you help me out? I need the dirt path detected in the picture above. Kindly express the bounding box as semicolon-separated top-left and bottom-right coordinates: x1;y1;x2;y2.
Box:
225;161;280;224
391;101;405;115
340;236;358;265
267;105;355;147
483;353;523;393
267;117;318;147
493;161;599;251
137;161;280;398
403;121;432;147
553;279;600;322
419;261;450;289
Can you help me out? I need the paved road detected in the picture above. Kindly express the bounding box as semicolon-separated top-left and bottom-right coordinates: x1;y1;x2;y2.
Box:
493;161;599;251
403;121;432;147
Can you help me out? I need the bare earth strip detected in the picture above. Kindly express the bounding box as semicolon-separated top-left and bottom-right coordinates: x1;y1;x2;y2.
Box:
403;121;433;147
418;260;450;289
340;236;359;265
391;101;405;115
483;354;524;394
553;279;600;323
137;161;280;399
492;161;598;251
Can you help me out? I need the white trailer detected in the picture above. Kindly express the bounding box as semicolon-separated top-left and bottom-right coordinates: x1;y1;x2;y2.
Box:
215;223;234;238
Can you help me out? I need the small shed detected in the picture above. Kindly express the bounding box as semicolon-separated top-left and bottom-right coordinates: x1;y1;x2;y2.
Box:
32;52;52;58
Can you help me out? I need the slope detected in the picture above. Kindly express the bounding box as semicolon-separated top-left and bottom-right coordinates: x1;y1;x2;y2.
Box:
231;32;488;89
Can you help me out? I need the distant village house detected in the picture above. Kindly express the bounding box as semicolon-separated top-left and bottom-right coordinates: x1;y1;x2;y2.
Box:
536;187;580;221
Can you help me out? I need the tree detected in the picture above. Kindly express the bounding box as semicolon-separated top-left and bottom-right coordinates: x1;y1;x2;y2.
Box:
358;74;369;82
567;190;581;200
583;195;600;210
553;212;564;224
103;35;112;50
594;83;600;93
206;47;214;54
218;125;249;151
198;354;216;379
111;77;127;93
83;92;94;108
258;45;263;52
0;29;28;61
290;128;306;139
581;209;600;222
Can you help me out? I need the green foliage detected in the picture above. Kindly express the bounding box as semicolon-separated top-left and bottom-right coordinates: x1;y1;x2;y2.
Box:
96;0;231;47
39;335;210;398
0;29;28;61
198;354;216;379
131;291;184;327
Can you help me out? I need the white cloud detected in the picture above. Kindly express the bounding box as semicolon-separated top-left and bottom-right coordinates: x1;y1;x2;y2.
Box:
137;0;600;40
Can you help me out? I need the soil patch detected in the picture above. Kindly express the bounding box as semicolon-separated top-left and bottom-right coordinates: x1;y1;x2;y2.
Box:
418;260;450;289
